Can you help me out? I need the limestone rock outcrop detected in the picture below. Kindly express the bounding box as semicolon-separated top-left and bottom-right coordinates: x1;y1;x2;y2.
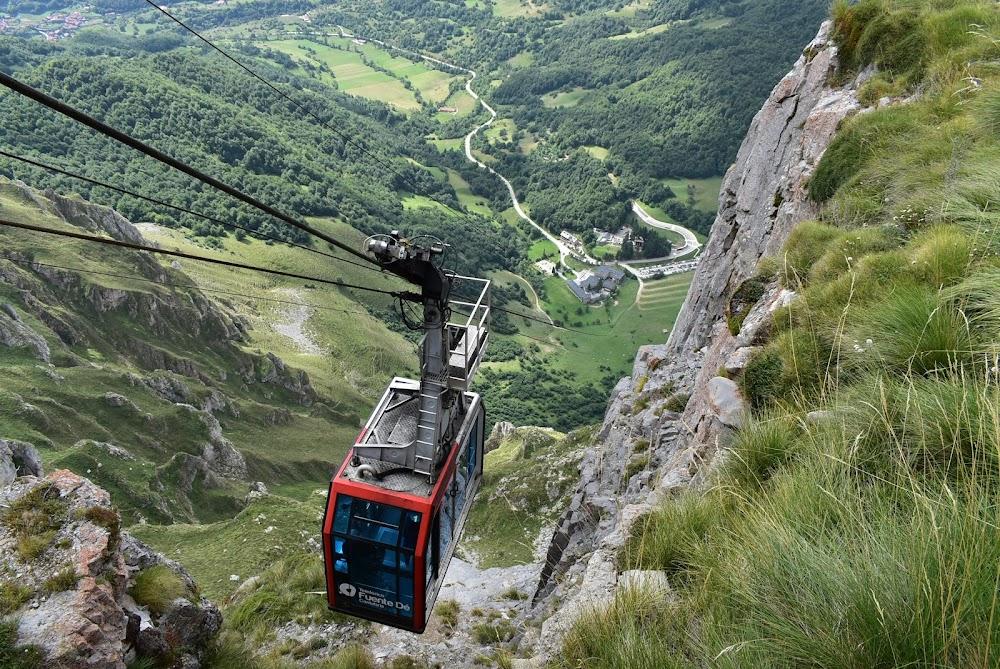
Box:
524;21;864;661
0;469;222;668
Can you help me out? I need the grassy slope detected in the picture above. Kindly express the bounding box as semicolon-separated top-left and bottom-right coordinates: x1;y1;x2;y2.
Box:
463;426;590;568
556;1;1000;666
0;181;416;580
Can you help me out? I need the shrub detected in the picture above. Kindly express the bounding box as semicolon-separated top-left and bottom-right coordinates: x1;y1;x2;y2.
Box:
620;492;722;580
129;565;188;615
471;619;515;645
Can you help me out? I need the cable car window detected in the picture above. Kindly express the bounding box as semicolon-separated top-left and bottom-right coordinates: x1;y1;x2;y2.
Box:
439;480;454;564
333;495;352;534
401;511;420;551
467;420;478;481
454;448;468;519
331;495;420;621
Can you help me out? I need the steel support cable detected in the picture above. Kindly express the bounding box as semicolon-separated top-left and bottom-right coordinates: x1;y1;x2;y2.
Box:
0;148;382;274
0;256;391;319
0;217;417;300
0;70;379;268
8;257;574;344
142;1;480;225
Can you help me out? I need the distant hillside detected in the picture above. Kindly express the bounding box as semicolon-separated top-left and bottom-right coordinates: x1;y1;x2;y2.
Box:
0;178;416;529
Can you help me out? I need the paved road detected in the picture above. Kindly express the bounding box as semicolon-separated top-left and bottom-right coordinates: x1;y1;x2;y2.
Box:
320;29;594;268
459;75;598;266
630;201;702;258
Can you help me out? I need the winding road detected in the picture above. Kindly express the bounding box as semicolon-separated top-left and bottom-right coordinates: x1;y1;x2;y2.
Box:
629;201;702;258
300;29;702;295
323;29;595;268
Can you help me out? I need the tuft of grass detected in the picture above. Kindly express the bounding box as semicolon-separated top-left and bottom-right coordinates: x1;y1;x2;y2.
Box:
3;482;68;562
435;599;460;634
42;566;80;594
0;620;45;669
861;285;975;377
557;585;688;669
0;582;32;617
619;491;723;581
720;414;802;493
471;619;516;645
501;588;527;601
129;565;188;615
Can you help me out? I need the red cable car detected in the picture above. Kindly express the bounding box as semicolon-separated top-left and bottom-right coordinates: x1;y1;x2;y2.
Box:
322;233;490;633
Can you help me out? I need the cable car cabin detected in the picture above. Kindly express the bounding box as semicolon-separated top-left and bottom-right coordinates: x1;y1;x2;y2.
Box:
322;379;485;632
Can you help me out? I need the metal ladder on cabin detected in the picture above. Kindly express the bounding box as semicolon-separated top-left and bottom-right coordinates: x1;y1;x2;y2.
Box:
414;378;445;478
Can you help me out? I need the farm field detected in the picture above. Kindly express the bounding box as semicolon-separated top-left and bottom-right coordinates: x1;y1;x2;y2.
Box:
661;175;725;212
256;37;464;110
609;22;672;40
542;87;590;108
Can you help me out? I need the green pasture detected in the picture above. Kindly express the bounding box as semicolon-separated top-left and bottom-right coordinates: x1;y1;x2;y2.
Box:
609;22;673;40
584;145;610;160
492;0;549;17
427;136;465;152
529;238;559;261
257;39;420;110
542;87;590;108
698;16;734;29
402;193;453;212
447;169;494;216
605;1;652;17
518;134;540;154
660;175;724;212
438;88;478;115
484;118;518;144
407;157;447;182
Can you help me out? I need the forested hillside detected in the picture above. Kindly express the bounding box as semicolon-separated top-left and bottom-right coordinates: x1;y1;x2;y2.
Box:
0;1;830;431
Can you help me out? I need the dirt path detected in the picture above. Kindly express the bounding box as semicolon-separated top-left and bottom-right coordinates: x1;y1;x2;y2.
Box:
272;289;323;355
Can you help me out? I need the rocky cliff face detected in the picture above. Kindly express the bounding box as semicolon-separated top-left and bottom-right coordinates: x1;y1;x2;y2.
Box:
519;21;864;662
0;458;221;669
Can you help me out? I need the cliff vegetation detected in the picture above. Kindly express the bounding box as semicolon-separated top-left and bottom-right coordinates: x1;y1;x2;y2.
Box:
557;1;1000;667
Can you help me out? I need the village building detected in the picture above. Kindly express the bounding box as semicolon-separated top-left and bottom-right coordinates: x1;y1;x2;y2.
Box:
559;230;585;252
566;264;628;304
593;226;632;246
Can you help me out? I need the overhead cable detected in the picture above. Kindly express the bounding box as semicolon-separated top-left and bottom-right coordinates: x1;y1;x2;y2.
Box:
0;149;383;274
1;257;391;320
0;70;379;268
0;217;415;300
